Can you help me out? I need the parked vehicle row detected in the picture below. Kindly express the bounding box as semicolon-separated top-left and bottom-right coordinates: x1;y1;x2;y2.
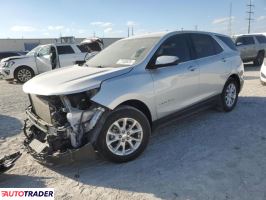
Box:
0;38;103;83
22;31;244;163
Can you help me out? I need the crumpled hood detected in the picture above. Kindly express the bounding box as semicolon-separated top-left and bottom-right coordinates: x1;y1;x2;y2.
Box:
23;65;132;95
1;55;32;62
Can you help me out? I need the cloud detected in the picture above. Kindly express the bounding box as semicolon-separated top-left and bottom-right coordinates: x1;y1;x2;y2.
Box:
212;17;235;25
10;25;36;32
257;16;266;21
77;29;85;34
126;21;137;26
90;21;113;27
104;27;113;33
47;25;64;31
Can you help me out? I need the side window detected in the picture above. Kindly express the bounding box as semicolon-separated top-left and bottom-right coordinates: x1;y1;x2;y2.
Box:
38;46;50;57
56;45;75;55
154;34;191;63
256;35;266;44
216;35;238;51
191;34;221;59
77;45;89;53
244;36;255;45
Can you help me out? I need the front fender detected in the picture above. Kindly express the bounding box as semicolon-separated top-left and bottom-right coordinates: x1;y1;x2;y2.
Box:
91;69;157;121
14;58;38;75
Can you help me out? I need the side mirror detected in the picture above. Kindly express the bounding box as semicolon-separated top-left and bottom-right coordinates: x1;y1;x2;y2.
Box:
153;56;179;68
236;42;243;46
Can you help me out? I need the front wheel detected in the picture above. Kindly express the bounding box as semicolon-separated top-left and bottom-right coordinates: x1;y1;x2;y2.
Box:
219;78;239;112
96;106;151;163
14;67;34;83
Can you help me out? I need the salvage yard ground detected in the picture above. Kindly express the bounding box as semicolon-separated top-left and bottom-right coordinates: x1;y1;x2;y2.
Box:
0;64;266;200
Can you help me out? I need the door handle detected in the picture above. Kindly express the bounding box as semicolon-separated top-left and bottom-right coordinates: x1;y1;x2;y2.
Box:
188;66;197;71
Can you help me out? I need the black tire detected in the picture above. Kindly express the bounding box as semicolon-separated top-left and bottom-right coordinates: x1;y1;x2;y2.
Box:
14;66;34;83
96;105;151;163
218;77;239;112
254;51;264;66
261;80;266;86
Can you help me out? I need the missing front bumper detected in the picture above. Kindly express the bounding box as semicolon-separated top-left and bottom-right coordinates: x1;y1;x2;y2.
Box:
23;106;103;164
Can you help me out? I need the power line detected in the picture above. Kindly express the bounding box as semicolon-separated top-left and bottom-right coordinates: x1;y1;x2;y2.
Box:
246;0;255;34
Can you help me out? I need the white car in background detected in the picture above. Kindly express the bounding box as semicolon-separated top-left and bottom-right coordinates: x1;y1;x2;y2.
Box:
260;59;266;85
0;43;88;83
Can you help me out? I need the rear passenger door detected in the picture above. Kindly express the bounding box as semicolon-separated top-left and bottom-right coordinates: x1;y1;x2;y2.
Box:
56;45;76;67
149;34;200;119
190;33;230;99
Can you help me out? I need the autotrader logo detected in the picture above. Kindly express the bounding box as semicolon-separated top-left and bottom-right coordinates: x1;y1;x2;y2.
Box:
0;188;54;200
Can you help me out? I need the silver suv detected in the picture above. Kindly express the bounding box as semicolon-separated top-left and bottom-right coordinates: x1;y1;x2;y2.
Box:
23;31;244;163
234;34;266;66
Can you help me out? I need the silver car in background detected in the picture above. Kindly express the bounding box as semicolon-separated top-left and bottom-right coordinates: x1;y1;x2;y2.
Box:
234;34;266;66
23;31;244;163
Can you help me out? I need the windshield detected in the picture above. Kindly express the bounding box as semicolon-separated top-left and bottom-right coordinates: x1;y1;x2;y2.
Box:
26;46;42;56
85;37;160;68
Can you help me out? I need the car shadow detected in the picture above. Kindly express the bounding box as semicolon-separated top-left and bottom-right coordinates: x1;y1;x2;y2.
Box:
0;115;22;138
0;173;49;187
40;96;266;199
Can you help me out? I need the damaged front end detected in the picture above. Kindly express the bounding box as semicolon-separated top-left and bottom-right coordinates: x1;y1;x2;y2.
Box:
23;90;106;163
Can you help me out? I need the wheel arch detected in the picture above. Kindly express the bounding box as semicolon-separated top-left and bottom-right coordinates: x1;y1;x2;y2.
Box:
228;74;240;93
117;99;153;127
14;65;35;76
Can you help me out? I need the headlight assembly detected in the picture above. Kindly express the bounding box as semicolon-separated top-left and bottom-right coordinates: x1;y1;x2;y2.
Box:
5;61;15;68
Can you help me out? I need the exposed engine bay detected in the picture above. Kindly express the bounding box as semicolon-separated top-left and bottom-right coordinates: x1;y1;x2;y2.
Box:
23;90;106;161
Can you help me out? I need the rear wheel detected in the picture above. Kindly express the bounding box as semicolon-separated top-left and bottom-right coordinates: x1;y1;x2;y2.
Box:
14;67;34;83
96;106;151;163
254;51;264;66
218;78;239;112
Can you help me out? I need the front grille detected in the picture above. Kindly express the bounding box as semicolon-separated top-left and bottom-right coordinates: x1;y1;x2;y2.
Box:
29;94;52;124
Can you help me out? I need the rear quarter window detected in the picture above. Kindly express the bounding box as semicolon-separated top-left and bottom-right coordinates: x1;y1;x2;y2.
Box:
216;35;238;51
256;35;266;44
190;33;223;59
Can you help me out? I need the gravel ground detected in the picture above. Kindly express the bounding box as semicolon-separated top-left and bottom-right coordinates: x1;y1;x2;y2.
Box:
0;64;266;200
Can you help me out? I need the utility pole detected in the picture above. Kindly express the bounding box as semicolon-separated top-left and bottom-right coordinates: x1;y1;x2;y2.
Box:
127;26;130;37
246;0;254;34
228;2;232;36
195;25;198;31
131;26;134;36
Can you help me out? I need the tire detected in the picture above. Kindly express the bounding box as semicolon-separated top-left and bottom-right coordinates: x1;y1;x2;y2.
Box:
261;80;266;86
96;105;151;163
14;66;34;83
218;77;239;112
254;51;264;66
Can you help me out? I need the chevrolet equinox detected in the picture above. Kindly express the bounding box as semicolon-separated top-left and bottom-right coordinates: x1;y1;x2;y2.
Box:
23;31;244;163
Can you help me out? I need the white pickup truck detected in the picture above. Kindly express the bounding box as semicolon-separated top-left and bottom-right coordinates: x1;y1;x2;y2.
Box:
0;43;88;83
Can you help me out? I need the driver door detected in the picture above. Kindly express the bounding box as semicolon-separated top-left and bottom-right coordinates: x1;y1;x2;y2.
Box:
149;34;200;119
35;45;52;73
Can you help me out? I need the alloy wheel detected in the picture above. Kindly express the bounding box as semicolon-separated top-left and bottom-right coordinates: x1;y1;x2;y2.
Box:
17;68;32;82
106;118;143;156
225;83;237;107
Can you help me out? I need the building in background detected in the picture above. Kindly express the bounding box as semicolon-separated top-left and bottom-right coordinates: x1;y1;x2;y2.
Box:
0;37;121;52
